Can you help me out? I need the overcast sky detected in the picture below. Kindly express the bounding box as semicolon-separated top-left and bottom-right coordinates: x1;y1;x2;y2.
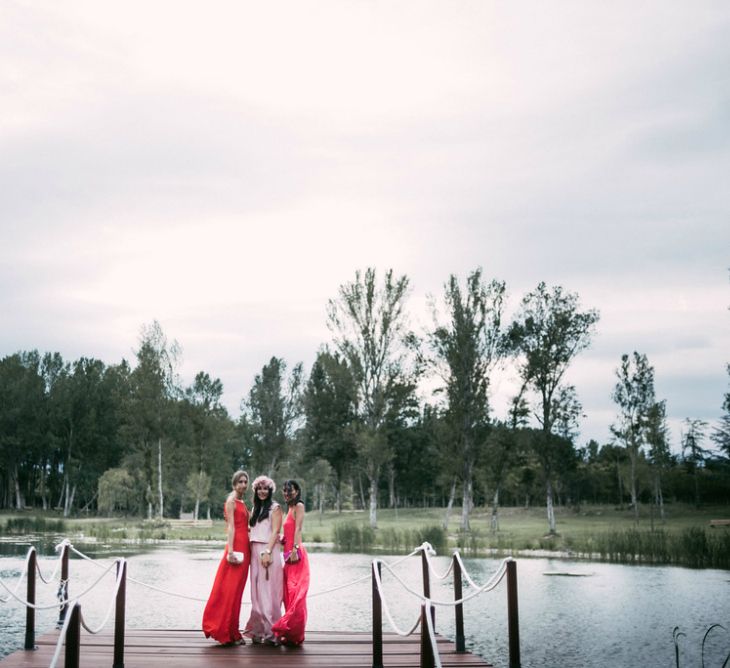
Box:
2;1;728;451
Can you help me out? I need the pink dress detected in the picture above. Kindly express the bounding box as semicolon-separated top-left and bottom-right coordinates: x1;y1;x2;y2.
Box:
245;502;283;642
271;507;309;645
202;498;251;644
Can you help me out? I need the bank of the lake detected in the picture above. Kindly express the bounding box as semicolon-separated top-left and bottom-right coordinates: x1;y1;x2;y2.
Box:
0;542;728;668
3;503;729;568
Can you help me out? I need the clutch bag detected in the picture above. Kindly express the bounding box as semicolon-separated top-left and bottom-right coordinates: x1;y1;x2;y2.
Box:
231;551;244;563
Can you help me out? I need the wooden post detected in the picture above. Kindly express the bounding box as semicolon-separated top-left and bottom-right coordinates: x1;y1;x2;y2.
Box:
372;561;383;668
453;554;465;652
507;560;521;668
420;550;435;628
57;542;69;627
419;603;435;668
65;603;81;668
113;560;127;668
24;548;36;650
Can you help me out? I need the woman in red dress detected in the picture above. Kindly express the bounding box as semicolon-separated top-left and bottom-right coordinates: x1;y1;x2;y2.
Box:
202;470;251;645
272;479;310;645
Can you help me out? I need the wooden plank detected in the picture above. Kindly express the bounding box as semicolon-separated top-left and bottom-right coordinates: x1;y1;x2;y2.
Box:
1;629;493;668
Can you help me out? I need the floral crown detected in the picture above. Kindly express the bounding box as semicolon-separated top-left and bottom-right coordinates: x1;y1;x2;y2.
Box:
252;475;276;493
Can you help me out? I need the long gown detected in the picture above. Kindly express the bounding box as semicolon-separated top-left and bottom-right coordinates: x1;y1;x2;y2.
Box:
271;507;309;645
245;502;284;642
202;498;251;644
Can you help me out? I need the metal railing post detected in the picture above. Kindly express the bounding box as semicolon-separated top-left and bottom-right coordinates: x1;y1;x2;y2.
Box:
453;553;465;652
420;549;435;628
113;559;127;668
65;603;81;668
24;548;36;650
372;561;383;668
57;542;69;627
506;559;521;668
419;603;435;668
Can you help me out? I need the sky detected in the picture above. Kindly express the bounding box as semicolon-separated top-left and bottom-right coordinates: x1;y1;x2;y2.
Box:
1;1;728;452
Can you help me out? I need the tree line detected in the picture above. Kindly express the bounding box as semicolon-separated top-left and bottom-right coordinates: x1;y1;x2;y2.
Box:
1;269;728;533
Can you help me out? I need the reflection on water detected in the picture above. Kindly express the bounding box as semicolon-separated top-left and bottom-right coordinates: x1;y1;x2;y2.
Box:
1;542;728;667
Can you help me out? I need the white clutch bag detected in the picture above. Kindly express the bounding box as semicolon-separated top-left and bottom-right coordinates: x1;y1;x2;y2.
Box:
231;551;244;564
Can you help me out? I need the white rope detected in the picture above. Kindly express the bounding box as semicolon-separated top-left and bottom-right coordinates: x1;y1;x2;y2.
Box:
0;558;118;610
422;545;454;581
376;556;511;607
308;545;424;598
48;600;81;668
372;562;422;637
422;601;444;668
452;551;484;590
78;559;126;634
0;549;32;604
35;540;70;585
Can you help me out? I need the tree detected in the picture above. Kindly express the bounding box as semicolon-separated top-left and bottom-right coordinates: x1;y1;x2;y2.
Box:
507;282;599;534
98;468;136;515
711;364;730;459
327;267;416;528
302;350;357;512
611;352;655;522
123;321;181;518
681;418;710;508
645;400;670;522
427;269;506;531
241;357;303;475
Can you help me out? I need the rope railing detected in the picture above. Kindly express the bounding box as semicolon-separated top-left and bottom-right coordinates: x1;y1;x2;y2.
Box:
371;543;521;668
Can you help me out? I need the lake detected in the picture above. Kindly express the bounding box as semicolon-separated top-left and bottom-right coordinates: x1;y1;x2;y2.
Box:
1;539;728;667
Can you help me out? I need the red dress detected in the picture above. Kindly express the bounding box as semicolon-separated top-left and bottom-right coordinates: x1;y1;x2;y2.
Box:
202;498;251;643
272;507;309;645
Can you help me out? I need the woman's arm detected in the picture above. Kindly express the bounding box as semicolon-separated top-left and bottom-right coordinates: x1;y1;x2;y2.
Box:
261;505;283;567
288;502;305;563
225;495;237;561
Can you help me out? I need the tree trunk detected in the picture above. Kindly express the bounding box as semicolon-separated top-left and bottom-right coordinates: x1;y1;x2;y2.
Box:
546;478;556;534
357;475;366;510
616;456;623;509
490;487;500;533
65;483;76;518
194;497;200;521
157;437;164;519
442;476;457;530
461;462;472;532
13;467;24;509
369;476;378;528
388;465;396;509
629;447;639;523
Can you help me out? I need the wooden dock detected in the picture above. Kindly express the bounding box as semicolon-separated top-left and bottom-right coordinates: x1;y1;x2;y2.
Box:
0;629;493;667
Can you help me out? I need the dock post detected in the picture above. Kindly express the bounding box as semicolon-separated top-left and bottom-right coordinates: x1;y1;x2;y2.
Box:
419;603;435;668
113;559;127;668
506;559;521;668
420;549;434;628
65;603;81;668
24;548;36;650
57;542;69;627
453;553;465;652
372;561;383;668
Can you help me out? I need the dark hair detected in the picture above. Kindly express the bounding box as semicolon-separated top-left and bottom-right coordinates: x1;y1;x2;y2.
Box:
249;486;273;527
283;479;302;507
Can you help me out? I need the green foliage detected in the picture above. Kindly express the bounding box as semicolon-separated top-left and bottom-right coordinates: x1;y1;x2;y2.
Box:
3;516;67;534
333;521;375;552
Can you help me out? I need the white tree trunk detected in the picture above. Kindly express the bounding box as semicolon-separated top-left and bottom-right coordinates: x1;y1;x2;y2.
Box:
369;476;378;528
546;478;556;534
157;438;164;519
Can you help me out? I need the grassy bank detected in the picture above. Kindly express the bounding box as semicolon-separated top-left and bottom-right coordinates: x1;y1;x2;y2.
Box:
2;503;728;568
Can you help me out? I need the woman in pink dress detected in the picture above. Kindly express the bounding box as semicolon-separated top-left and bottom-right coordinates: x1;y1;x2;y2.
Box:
202;470;251;645
272;479;310;645
245;475;284;644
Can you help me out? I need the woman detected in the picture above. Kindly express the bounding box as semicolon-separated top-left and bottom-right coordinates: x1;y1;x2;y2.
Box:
244;475;284;644
272;479;310;645
202;470;251;646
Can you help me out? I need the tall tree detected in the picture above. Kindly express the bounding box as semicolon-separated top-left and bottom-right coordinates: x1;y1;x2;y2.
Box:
681;418;710;508
611;352;655;522
645;400;670;522
711;364;730;459
428;269;506;531
302;350;357;512
327;267;416;528
241;357;303;475
507;282;599;534
123;321;181;518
